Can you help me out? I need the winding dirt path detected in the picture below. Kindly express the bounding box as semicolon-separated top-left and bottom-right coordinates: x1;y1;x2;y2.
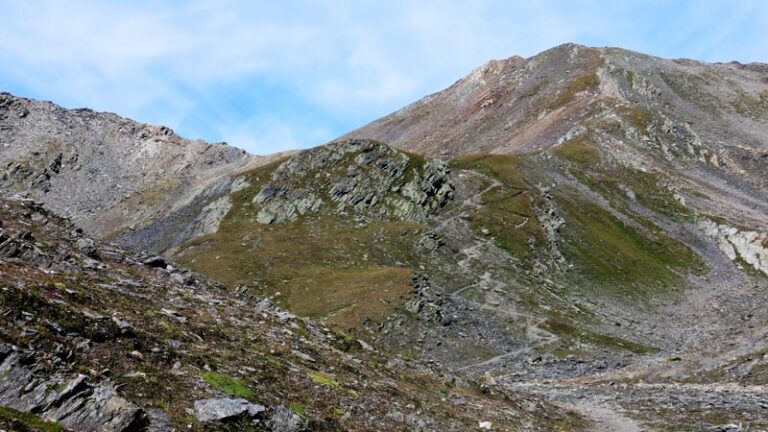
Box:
506;382;645;431
441;171;560;372
564;399;644;432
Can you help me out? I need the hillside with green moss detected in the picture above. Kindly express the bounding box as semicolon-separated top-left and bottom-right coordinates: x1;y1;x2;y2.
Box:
0;191;590;431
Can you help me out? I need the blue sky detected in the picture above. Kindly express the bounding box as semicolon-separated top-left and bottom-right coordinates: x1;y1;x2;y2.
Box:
1;1;766;154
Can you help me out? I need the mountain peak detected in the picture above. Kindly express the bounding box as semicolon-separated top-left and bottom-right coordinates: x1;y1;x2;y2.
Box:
343;44;767;159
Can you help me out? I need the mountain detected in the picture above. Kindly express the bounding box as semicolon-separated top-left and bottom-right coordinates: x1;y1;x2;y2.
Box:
1;43;768;431
348;43;768;226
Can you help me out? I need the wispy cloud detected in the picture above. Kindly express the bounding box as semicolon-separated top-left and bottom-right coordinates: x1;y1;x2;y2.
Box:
0;0;766;153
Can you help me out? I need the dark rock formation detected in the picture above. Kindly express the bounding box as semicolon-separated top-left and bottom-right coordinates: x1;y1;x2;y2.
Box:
0;346;147;431
253;139;454;224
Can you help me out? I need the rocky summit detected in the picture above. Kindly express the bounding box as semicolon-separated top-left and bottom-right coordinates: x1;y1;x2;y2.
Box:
1;43;768;431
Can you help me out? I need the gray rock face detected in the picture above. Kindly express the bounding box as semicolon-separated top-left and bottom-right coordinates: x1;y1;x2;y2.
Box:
265;405;307;432
701;220;768;275
75;237;99;258
146;410;176;432
253;139;454;224
0;345;148;431
0;92;254;243
193;398;266;423
188;195;233;237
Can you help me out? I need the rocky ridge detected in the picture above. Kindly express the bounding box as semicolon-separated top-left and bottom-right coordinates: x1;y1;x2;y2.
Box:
0;92;287;254
252;139;454;224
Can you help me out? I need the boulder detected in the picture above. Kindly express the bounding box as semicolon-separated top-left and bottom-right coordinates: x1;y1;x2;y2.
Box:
266;405;307;432
0;347;149;431
193;398;265;423
75;238;99;258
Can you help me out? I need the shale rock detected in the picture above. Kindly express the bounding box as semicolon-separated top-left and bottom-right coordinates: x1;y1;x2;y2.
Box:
0;346;148;431
265;405;307;432
193;398;266;423
252;139;454;224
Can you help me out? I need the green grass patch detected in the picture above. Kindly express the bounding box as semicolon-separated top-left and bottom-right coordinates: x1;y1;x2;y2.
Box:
453;154;544;259
554;133;600;165
201;372;253;399
309;372;341;388
289;402;306;418
555;191;700;300
0;406;64;432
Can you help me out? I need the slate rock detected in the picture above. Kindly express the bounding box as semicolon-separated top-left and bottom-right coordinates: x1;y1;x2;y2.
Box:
142;255;168;269
266;405;307;432
75;238;99;258
193;398;266;423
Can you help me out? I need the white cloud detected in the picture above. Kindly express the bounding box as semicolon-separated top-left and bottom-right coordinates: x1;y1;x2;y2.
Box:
213;116;333;156
0;0;765;153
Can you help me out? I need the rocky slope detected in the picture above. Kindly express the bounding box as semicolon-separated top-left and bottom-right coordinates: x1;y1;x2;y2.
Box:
339;43;768;430
0;191;583;431
251;139;454;224
346;43;768;229
0;92;289;254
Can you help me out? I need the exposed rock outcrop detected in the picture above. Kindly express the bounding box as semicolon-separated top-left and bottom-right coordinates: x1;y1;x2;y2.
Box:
252;139;454;224
193;398;265;423
701;220;768;275
0;92;259;244
0;346;148;431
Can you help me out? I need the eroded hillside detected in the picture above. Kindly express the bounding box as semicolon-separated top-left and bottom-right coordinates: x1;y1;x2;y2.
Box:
0;191;586;431
0;92;290;253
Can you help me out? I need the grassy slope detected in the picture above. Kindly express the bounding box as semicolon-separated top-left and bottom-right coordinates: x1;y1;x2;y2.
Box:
175;159;423;331
450;145;705;355
455;148;701;301
556;137;703;299
179;136;703;360
452;154;545;259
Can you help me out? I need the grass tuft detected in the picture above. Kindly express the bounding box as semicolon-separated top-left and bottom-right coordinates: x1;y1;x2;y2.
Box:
201;371;253;399
289;402;306;418
0;406;64;432
309;372;341;388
